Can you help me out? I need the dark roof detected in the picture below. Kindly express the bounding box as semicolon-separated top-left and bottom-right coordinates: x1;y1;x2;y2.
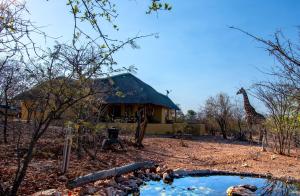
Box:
14;77;79;100
95;73;179;110
15;73;179;110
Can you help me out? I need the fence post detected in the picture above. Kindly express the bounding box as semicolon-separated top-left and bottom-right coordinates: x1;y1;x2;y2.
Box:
61;125;73;174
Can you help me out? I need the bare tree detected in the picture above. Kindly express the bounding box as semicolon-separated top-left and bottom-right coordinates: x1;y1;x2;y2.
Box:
232;100;246;140
0;1;46;65
204;93;233;139
231;26;300;153
254;82;299;155
0;0;173;194
0;60;25;143
67;95;109;160
230;27;300;97
5;40;145;195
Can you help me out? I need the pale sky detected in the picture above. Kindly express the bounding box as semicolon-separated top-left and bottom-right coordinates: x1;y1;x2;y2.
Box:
27;0;300;113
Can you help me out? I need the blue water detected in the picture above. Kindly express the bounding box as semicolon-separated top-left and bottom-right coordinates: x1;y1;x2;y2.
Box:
140;176;300;195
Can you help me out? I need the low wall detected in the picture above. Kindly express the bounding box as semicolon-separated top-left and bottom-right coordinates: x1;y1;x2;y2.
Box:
100;122;206;136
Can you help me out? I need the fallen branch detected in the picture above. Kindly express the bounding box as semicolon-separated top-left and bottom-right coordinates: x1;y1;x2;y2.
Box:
67;161;155;188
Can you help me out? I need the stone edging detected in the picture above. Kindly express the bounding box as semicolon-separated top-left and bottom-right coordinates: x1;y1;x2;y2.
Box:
169;169;300;184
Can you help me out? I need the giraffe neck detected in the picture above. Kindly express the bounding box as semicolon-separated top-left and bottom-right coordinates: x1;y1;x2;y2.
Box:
242;91;256;115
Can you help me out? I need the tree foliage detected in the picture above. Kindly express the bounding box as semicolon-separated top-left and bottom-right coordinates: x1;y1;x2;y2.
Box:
0;0;172;195
204;93;233;139
232;26;300;154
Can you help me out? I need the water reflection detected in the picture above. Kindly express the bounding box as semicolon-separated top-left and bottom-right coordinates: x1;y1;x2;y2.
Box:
260;180;299;195
139;176;300;196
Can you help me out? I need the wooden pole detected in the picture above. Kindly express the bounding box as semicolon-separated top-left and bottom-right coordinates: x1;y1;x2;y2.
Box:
67;161;155;188
61;125;73;174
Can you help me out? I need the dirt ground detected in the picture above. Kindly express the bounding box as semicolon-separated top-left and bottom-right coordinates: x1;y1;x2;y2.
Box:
0;125;300;195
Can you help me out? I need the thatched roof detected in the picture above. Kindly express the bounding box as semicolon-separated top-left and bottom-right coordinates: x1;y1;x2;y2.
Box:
15;73;179;110
95;73;179;110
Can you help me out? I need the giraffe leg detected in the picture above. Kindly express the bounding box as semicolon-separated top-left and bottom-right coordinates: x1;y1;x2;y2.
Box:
261;128;267;152
247;124;253;144
249;129;253;143
261;134;266;152
259;128;263;144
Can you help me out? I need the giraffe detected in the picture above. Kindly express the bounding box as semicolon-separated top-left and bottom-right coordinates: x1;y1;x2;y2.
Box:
236;87;267;151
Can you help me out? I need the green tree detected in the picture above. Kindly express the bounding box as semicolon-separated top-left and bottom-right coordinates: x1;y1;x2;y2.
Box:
186;109;197;122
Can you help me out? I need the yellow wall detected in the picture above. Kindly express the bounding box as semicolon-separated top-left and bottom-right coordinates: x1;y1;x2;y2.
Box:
20;101;176;125
20;101;39;121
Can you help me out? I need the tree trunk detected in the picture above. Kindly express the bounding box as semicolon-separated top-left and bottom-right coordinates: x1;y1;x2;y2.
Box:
219;122;227;139
9;120;52;196
135;108;148;147
67;161;155;189
221;129;227;139
77;126;83;160
137;115;148;146
9;136;36;196
259;129;263;143
3;93;8;143
134;110;141;145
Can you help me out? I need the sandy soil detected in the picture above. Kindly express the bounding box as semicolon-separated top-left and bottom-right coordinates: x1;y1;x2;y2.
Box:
0;125;300;195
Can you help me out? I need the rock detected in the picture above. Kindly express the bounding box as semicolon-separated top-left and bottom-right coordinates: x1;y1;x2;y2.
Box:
136;173;150;182
106;187;116;196
79;186;97;196
156;166;161;173
32;189;61;196
240;184;257;192
115;189;127;196
172;169;187;178
226;184;257;196
57;175;68;182
147;173;161;181
271;155;276;160
162;165;168;171
165;169;174;173
241;163;249;167
119;179;139;193
106;187;127;196
115;176;127;183
133;177;144;186
149;167;157;173
162;172;173;184
118;184;133;193
126;179;138;189
129;176;144;185
108;178;118;186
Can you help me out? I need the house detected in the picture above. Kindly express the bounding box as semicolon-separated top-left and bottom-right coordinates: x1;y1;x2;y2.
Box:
16;73;179;124
15;73;206;135
94;73;179;124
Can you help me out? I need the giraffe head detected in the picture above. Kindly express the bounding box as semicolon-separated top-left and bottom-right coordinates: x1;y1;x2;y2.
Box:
236;87;246;95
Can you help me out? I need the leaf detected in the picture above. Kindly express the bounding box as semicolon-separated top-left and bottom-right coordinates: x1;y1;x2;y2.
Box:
73;5;79;15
